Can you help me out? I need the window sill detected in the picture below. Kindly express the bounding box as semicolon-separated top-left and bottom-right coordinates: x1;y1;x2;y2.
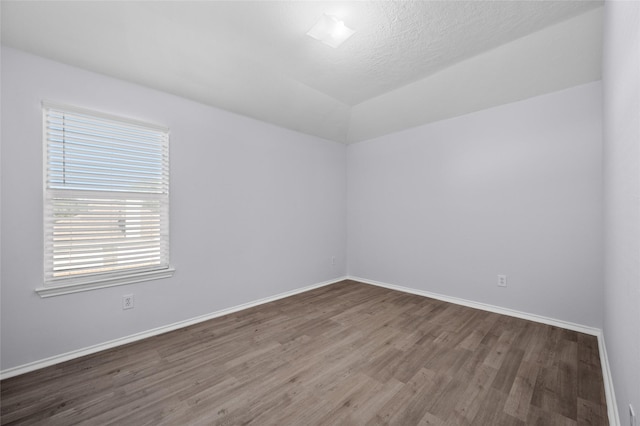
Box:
35;268;175;298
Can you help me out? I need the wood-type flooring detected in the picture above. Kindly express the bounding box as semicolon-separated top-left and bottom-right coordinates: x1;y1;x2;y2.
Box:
1;280;609;425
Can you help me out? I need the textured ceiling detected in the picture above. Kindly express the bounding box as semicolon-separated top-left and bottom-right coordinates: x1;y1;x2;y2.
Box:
1;1;603;143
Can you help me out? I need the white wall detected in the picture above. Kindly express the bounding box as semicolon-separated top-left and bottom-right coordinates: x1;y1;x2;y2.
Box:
602;0;640;421
348;82;603;327
0;47;347;371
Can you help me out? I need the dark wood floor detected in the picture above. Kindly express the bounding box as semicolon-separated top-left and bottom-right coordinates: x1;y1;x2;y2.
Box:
1;280;608;425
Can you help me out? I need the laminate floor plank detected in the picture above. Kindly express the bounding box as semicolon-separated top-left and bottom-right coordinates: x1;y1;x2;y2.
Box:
1;280;609;425
447;363;498;425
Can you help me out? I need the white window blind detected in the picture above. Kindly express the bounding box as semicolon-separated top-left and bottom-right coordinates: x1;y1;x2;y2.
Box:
42;102;171;294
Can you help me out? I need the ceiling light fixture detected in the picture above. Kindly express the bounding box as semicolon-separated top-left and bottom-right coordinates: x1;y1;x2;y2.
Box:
306;14;355;48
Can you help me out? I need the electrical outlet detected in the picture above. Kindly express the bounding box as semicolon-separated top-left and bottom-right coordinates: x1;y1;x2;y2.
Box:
497;274;507;287
630;404;637;426
123;294;134;310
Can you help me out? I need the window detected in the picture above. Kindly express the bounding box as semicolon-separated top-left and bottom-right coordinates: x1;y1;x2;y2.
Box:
37;102;173;297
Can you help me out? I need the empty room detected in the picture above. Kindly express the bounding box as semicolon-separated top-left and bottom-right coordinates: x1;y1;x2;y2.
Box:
0;0;638;425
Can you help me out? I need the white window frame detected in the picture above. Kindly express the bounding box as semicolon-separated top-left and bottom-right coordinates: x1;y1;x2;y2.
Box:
36;102;174;297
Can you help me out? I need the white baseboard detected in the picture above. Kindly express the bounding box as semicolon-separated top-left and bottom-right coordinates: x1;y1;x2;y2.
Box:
348;275;601;335
596;333;621;426
0;276;348;380
348;275;620;426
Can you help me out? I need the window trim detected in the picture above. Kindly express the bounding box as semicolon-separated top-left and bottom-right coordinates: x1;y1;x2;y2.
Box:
38;101;174;297
35;268;176;297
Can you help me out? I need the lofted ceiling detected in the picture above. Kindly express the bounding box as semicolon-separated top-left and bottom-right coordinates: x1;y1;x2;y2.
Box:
1;1;603;143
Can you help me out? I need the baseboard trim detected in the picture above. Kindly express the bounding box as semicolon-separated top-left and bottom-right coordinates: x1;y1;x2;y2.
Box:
0;276;348;380
348;276;600;335
596;332;621;426
348;275;620;425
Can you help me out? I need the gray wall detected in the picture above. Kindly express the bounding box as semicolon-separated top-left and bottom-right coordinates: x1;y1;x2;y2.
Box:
0;47;347;371
603;0;640;421
347;82;604;328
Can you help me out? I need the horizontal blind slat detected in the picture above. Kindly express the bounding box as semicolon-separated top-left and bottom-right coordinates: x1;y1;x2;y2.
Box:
48;145;166;162
47;130;164;154
48;144;165;168
47;123;165;148
52;244;162;257
48;241;162;253
54;250;161;266
47;138;164;161
53;259;162;275
49;163;163;179
48;175;164;190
